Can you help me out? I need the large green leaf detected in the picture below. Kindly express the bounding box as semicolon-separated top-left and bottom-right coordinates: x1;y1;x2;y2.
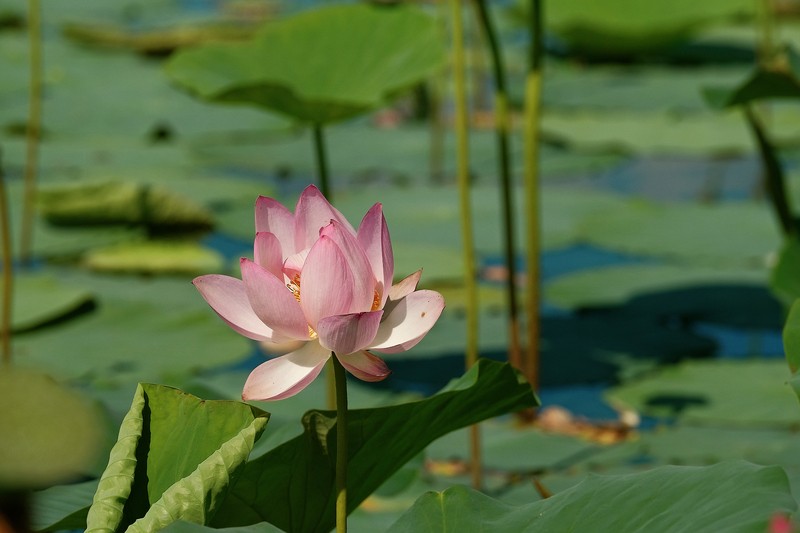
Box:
387;461;794;533
0;369;104;489
165;4;445;124
85;383;269;532
782;300;800;401
210;360;538;532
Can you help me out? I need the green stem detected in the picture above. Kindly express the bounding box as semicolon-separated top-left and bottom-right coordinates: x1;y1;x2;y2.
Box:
0;149;13;366
312;122;332;200
472;0;522;371
744;105;796;237
332;354;349;533
310;122;337;409
523;0;543;390
20;0;42;266
451;0;481;489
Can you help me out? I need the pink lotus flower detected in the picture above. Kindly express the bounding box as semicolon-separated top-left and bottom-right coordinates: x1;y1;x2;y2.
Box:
194;185;445;401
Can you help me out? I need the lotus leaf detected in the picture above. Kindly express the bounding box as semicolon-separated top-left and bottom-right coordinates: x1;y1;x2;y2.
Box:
607;360;798;426
85;383;269;532
165;3;445;124
38;181;213;230
0;274;94;331
84;240;224;276
0;369;104;489
387;461;794;533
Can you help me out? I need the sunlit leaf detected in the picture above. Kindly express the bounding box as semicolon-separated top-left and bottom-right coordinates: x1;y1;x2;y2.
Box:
211;360;538;532
85;384;269;531
84;240;224;276
387;461;794;533
166;4;444;124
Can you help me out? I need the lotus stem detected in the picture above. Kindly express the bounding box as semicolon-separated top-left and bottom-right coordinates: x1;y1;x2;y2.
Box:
20;0;43;266
311;122;337;409
450;0;482;489
332;353;349;533
0;149;12;366
523;0;543;390
744;105;796;237
472;0;522;372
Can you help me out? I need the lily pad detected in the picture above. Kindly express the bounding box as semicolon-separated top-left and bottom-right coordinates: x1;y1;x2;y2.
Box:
38;181;214;230
84;240;224;276
0;274;94;332
770;239;800;306
14;272;252;387
387;461;794;533
579;198;781;267
165;3;445;124
545;263;767;310
0;369;104;489
607;360;799;426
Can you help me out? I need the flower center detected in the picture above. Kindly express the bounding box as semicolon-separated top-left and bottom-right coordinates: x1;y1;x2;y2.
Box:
371;289;381;312
286;274;317;339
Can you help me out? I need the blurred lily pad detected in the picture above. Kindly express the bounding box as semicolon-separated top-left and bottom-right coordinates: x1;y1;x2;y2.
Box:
39;181;214;231
14;272;251;387
84;240;224;276
1;274;94;332
0;369;104;489
607;360;799;426
770;238;800;306
545;264;767;310
166;3;444;124
579;198;780;267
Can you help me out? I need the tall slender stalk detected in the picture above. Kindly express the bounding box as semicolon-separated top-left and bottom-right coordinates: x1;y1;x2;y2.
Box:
450;0;481;489
0;150;13;366
744;106;796;237
523;0;543;390
20;0;43;265
332;354;349;533
472;0;522;372
311;122;337;410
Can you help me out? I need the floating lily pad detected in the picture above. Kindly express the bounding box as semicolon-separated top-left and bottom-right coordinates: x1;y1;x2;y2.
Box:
14;272;252;387
0;274;94;332
511;0;754;60
166;3;445;124
541;107;800;155
608;360;799;426
84;240;224;276
0;369;104;489
770;238;800;306
545;263;767;310
579;198;781;267
39;181;214;230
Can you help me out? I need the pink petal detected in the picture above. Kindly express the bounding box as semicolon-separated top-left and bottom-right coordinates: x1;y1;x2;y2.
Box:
388;270;422;301
283;248;310;281
336;351;391;382
255;196;296;257
317;310;384;355
384;270;423;316
370;290;444;354
293;185;355;251
254;232;283;279
240;258;311;340
320;221;376;313
242;341;330;401
300;236;355;329
193;274;284;342
357;203;394;308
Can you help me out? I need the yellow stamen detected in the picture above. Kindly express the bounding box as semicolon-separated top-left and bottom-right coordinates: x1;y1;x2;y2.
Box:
371;289;381;311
